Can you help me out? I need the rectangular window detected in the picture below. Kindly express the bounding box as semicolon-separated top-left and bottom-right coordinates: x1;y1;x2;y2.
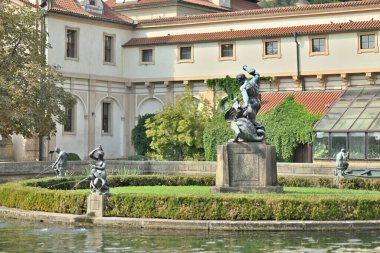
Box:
331;133;347;159
90;0;96;5
64;107;74;132
221;44;233;57
348;132;365;159
104;34;114;64
368;132;380;159
102;102;111;133
140;48;154;64
312;38;325;52
66;29;78;59
265;41;278;55
263;39;281;58
358;32;378;53
219;42;235;61
178;46;193;62
313;132;329;159
361;34;375;49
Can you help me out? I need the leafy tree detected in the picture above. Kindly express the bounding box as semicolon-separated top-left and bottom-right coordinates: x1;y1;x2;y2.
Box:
131;113;155;156
203;113;234;161
258;96;321;162
0;3;75;144
145;90;211;161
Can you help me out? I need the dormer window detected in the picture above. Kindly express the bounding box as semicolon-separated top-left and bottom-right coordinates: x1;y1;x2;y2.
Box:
78;0;104;14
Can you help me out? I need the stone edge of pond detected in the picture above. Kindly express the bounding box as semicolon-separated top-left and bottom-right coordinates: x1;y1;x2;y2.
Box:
1;206;380;231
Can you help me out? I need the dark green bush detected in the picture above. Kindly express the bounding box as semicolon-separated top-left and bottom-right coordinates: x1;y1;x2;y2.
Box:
203;113;234;161
67;153;81;161
131;114;155;156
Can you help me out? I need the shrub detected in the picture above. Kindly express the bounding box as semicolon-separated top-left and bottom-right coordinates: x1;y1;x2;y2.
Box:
131;114;155;156
67;153;81;161
203;113;234;161
2;175;380;220
258;96;321;162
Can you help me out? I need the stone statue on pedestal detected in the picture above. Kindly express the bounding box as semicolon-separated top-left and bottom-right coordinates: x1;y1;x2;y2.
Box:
88;145;109;195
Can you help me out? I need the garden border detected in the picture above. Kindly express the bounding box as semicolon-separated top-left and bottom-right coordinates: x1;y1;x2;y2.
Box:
1;206;380;231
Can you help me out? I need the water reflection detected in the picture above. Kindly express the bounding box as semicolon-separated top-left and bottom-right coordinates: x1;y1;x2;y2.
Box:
1;218;380;252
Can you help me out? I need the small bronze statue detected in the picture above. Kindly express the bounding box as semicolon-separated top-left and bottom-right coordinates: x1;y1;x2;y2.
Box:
52;147;68;177
225;65;265;142
336;148;349;176
88;145;109;195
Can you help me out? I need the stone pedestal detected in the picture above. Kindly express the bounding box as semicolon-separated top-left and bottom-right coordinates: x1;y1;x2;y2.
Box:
87;194;106;217
210;142;283;193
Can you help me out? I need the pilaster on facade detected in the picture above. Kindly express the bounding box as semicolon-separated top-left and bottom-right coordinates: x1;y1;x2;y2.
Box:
341;73;350;88
145;82;154;98
292;76;302;91
183;80;193;91
164;81;174;105
125;82;135;93
270;77;280;92
317;74;327;91
366;72;376;85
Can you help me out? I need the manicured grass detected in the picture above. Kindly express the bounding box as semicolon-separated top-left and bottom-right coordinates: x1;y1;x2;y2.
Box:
74;185;380;199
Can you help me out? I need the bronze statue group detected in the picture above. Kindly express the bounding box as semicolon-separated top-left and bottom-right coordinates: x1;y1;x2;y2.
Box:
52;144;109;196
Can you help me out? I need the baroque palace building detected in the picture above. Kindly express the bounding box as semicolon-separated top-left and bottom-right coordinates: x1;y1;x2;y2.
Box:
7;0;380;162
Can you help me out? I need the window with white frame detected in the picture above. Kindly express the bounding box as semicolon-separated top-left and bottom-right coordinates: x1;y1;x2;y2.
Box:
358;32;378;53
89;0;96;5
64;106;75;132
102;102;111;134
140;48;154;64
219;42;235;60
104;34;115;64
178;45;193;63
309;36;328;56
263;39;280;58
65;27;79;60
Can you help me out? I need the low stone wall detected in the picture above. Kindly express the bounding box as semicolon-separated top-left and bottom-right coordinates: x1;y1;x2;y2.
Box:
1;160;377;183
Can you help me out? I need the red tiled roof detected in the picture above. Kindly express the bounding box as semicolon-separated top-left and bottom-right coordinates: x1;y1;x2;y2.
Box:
138;0;380;24
49;0;134;24
123;20;380;46
259;91;342;115
112;0;229;11
231;0;259;11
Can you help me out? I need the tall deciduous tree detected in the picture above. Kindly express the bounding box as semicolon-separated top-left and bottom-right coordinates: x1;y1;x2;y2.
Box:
145;90;211;161
0;2;75;146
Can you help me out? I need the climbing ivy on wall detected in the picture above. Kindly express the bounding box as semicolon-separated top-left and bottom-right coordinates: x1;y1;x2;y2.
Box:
206;76;241;101
258;96;321;162
203;113;234;161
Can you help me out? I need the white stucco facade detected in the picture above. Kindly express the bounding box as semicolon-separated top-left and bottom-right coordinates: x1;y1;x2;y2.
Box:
7;0;380;161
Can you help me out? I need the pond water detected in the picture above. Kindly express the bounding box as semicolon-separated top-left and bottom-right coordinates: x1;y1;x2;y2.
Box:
1;218;380;252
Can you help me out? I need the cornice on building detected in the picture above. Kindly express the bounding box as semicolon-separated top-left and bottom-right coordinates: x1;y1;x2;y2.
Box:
136;0;380;26
123;19;380;46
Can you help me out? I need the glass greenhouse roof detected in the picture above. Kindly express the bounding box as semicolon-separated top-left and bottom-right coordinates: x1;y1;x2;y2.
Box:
314;87;380;132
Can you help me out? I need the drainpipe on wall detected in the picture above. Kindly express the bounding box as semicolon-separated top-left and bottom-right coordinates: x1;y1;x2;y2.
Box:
293;33;305;91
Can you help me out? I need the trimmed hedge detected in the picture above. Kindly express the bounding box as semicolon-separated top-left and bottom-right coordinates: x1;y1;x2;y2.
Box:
2;175;380;220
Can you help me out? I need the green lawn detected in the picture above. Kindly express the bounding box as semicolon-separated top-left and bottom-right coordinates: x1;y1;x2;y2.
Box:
75;186;380;198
